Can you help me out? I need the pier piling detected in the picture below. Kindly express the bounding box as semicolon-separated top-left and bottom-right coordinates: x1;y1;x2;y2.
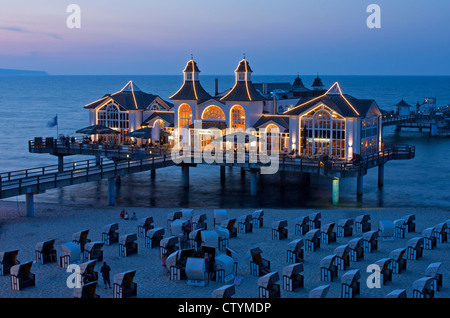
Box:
357;176;363;196
108;177;115;206
220;166;226;183
332;178;339;206
26;193;34;217
378;164;384;188
182;165;190;188
57;155;64;173
250;170;258;196
151;169;156;180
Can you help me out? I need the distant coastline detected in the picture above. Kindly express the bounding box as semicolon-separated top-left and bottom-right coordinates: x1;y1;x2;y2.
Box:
0;68;48;76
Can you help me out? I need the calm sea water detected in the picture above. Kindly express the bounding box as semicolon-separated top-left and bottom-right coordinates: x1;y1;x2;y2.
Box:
0;75;449;209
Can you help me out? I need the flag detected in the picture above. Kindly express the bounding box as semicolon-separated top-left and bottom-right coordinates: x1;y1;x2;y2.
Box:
47;115;58;128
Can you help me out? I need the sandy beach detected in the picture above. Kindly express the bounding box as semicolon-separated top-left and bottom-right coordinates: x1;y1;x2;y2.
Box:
0;200;448;298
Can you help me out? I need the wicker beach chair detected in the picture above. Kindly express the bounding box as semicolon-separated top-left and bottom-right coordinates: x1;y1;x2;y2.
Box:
145;227;164;248
10;261;35;291
422;227;437;250
73;281;100;298
58;242;81;268
35;239;57;264
282;263;304;292
249;247;270;277
215;254;236;284
286;239;304;263
167;211;183;230
72;229;91;252
389;248;407;274
362;230;379;253
304;229;321;252
102;223;119;245
309;285;330;298
220;218;237;238
272;220;288;240
294;215;309;236
402;214;416;232
393;219;407;238
385;289;407;298
425;262;443;292
320;222;337;244
348;237;364;262
378;220;395;241
0;250;20;276
252;210;264;228
186;257;209;287
214;209;228;227
216;227;230;250
83;242;104;262
258;272;280;298
118;233;138;257
308;212;321;230
341;269;360;298
337;218;354;238
355;214;371;233
237;214;253;234
320;255;338;282
113;270;137;298
212;284;235;298
159;235;179;259
137;217;154;237
333;244;350;270
406;237;424;260
192;214;207;230
375;258;392;285
78;260;98;285
412;277;434;298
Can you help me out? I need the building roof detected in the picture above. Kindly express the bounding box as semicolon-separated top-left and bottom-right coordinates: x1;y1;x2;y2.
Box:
142;111;174;126
84;81;171;111
220;81;267;102
235;59;253;73
394;99;412;107
311;75;324;88
253;115;290;132
183;59;201;73
169;80;212;103
219;59;265;102
284;82;376;118
170;59;212;103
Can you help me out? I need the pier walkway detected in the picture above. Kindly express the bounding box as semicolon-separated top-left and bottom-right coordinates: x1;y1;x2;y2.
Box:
2;143;414;215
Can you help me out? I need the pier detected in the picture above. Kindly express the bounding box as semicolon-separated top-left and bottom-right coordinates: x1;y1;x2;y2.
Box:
0;140;415;216
381;107;450;136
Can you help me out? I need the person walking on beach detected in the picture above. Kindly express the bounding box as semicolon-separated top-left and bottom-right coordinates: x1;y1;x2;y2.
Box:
131;212;137;221
100;262;111;289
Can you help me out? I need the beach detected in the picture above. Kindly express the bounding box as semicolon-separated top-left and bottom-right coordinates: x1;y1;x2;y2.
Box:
0;200;448;298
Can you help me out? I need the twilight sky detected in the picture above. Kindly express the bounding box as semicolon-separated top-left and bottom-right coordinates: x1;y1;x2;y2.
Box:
1;0;449;75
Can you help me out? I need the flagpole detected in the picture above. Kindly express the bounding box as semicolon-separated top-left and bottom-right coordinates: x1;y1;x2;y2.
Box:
56;113;59;138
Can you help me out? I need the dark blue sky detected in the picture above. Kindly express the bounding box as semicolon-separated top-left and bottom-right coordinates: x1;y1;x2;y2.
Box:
1;0;449;75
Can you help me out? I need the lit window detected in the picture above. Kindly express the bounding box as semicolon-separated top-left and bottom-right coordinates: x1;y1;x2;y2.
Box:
202;106;225;121
230;105;245;130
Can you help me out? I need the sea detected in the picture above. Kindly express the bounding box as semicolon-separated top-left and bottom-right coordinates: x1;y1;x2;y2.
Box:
0;75;449;209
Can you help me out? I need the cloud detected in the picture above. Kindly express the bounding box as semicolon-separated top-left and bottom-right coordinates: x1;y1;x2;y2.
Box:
0;26;61;40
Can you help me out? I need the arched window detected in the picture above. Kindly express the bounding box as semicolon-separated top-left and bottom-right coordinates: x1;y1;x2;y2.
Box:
265;124;280;152
202;106;226;121
230;105;245;131
96;102;129;143
300;105;345;158
178;103;192;128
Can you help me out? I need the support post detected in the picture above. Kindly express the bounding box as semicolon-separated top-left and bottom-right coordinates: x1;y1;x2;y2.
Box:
182;165;190;188
151;169;156;180
26;193;34;217
95;155;101;166
250;170;258;196
108;177;115;206
430;124;438;137
378;164;384;188
220;166;226;183
240;168;246;178
332;178;339;206
357;176;363;196
58;155;64;173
